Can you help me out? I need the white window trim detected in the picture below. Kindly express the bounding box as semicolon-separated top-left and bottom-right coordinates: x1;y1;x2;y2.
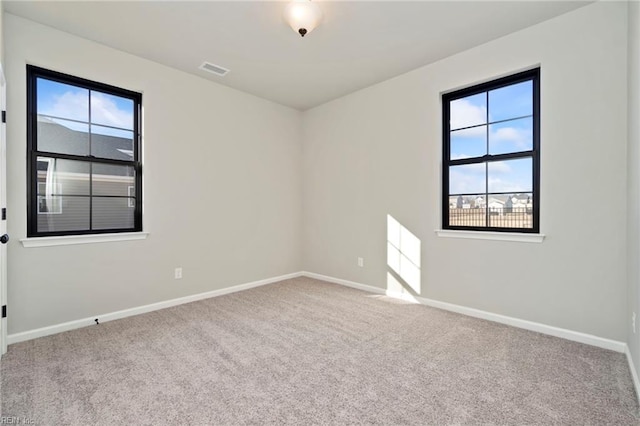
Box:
20;232;149;248
435;229;544;243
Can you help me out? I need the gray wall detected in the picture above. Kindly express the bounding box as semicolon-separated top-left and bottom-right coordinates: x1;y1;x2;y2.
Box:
627;0;640;380
302;2;628;341
5;14;303;334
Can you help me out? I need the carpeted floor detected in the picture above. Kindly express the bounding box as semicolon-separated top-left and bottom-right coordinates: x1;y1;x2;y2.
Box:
1;276;639;425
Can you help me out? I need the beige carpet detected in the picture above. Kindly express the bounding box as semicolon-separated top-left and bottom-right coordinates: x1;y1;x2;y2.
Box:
1;276;638;425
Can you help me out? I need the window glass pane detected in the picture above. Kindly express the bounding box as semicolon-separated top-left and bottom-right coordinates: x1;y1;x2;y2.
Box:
37;115;90;156
37;78;89;122
90;91;134;130
37;196;90;233
448;195;487;227
92;197;134;230
36;157;90;196
488;81;532;122
487;158;532;193
450;93;486;130
450;126;486;159
90;126;134;160
449;163;486;194
489;117;532;155
487;193;533;229
92;164;135;196
37;194;62;214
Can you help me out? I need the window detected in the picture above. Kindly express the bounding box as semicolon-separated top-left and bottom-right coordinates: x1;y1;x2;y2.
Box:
442;68;540;233
27;66;142;237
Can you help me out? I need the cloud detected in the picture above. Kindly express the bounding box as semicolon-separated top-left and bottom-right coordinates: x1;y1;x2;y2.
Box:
488;161;511;174
90;93;133;129
449;164;486;194
452;122;531;150
449;161;515;194
450;98;486;130
451;161;511;174
42;91;88;122
451;153;472;160
41;91;133;131
490;125;531;150
488;177;529;193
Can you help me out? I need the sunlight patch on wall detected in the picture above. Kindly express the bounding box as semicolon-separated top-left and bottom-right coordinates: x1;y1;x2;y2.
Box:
386;214;421;294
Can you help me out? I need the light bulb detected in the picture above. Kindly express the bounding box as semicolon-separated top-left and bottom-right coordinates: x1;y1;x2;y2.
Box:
284;0;323;37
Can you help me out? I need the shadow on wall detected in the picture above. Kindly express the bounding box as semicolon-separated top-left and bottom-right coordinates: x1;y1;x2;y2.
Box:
386;214;421;297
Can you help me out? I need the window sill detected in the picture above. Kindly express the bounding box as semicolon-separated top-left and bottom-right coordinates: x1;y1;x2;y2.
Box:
20;232;149;248
435;229;545;243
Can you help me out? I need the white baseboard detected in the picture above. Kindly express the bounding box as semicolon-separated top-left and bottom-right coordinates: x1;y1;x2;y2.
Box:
8;269;629;355
7;269;638;402
303;271;387;295
301;271;626;353
625;344;640;404
7;271;303;345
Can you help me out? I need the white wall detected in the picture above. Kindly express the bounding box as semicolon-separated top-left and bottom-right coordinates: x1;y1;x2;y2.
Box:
302;2;628;341
5;14;303;334
627;0;640;377
4;1;633;346
0;2;4;65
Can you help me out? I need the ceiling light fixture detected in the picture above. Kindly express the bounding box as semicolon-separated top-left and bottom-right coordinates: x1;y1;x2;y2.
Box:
283;0;323;38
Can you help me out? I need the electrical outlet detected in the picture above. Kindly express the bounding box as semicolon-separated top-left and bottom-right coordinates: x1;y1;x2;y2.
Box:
633;312;637;334
357;257;364;267
174;267;183;280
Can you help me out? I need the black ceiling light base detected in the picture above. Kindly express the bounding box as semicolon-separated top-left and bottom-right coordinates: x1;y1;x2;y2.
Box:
298;28;307;37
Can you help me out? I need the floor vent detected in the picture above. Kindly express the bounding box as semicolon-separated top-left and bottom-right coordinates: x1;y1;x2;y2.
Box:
199;62;230;77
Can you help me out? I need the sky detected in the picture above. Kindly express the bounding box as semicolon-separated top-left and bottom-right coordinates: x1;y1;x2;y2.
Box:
448;80;534;196
37;77;134;141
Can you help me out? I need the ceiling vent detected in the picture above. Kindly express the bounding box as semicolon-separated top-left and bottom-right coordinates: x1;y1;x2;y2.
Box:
199;62;230;77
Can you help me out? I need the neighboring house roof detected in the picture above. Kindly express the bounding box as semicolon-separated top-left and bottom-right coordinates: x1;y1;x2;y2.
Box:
514;193;531;201
453;194;532;207
37;116;134;176
37;116;134;161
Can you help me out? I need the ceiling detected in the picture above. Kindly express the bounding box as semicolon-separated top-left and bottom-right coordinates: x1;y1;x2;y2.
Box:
4;1;590;111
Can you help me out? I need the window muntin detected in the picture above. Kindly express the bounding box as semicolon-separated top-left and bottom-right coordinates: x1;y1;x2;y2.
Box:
442;69;540;233
27;66;142;237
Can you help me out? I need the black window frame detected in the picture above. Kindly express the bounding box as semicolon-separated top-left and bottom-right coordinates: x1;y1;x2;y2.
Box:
26;65;143;237
442;68;540;234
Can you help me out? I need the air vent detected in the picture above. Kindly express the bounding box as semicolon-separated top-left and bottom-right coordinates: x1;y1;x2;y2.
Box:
199;62;230;77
